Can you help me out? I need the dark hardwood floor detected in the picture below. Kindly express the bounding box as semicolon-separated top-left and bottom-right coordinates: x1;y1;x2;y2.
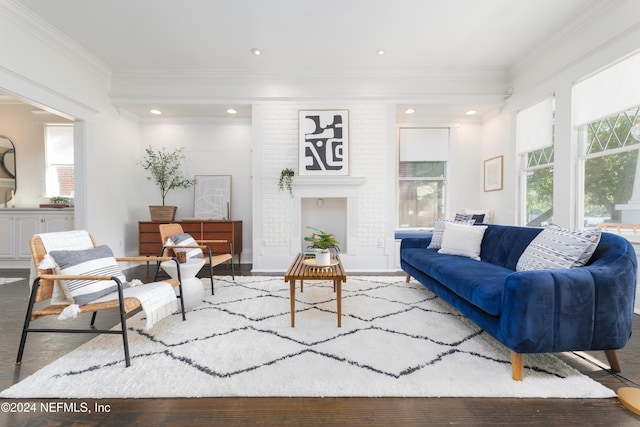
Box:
1;265;640;426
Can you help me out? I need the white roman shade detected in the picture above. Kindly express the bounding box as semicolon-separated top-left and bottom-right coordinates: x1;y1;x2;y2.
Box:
399;128;449;161
516;97;554;155
572;51;640;127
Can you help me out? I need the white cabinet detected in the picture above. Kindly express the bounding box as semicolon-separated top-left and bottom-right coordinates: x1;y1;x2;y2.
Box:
0;209;74;265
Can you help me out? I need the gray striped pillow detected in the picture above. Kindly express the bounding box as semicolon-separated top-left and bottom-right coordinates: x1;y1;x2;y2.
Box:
168;233;204;259
49;245;126;305
516;225;601;271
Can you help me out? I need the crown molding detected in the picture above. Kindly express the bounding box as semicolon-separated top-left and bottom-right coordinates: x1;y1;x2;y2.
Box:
509;0;638;88
1;0;111;83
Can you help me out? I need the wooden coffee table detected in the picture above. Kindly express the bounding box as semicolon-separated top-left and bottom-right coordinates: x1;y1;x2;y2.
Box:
284;252;347;327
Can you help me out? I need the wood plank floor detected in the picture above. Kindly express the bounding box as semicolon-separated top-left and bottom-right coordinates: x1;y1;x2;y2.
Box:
1;265;640;426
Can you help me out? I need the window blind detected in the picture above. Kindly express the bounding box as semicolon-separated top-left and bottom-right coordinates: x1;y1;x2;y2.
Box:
399;128;449;161
516;96;554;155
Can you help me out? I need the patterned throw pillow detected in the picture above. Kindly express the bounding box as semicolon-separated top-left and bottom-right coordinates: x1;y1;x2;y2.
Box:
167;233;204;259
49;245;126;305
427;218;476;250
516;224;602;271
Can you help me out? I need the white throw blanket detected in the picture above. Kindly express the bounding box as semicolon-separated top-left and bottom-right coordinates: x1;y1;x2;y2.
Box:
86;281;179;330
32;230;179;328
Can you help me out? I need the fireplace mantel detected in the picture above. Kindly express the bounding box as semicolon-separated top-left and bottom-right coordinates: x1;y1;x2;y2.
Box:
293;176;365;188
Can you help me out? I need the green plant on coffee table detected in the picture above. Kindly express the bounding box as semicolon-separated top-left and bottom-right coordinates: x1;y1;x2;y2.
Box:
304;226;340;252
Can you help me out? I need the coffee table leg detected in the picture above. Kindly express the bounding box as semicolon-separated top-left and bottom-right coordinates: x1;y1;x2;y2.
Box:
290;279;295;328
300;280;304;293
336;279;342;327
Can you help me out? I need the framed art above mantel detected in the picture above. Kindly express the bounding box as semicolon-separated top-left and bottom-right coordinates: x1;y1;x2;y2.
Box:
298;109;349;176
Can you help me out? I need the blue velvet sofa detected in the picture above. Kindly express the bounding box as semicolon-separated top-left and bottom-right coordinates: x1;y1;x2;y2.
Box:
400;223;637;380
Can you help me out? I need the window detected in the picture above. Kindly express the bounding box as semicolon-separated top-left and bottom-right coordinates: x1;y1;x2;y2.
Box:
398;128;448;228
45;125;74;197
517;97;555;226
573;52;640;228
580;106;640;227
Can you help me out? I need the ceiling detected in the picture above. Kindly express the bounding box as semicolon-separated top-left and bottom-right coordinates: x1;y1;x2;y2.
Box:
10;0;597;121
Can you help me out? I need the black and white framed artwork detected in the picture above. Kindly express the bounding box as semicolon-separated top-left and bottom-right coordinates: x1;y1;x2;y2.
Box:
298;110;349;176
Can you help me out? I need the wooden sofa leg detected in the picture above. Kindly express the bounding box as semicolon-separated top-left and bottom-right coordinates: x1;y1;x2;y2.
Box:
605;350;622;372
405;274;411;283
511;352;523;381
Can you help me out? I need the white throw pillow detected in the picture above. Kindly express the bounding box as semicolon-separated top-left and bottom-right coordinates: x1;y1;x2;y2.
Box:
516;224;601;271
438;222;488;260
427;218;476;250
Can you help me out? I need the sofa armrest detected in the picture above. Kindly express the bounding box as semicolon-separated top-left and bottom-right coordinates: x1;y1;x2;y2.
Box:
400;236;432;250
500;264;635;353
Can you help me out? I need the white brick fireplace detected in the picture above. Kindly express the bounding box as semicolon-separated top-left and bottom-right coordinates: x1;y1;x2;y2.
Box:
293;176;365;255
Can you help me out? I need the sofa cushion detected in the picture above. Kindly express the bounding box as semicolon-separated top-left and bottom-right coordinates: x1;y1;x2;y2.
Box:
438;222;488;260
479;225;544;270
402;247;512;316
516;225;601;271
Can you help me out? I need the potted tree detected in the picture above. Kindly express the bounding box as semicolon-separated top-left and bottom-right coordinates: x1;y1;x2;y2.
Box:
139;146;194;222
304;226;340;266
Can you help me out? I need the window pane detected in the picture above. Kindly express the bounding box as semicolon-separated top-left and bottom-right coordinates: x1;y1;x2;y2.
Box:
584;150;637;226
525;167;553;226
399;180;445;228
399;161;445;178
45;125;74;197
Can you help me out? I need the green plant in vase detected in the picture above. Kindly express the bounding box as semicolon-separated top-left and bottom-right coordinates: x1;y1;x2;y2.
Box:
304;226;340;266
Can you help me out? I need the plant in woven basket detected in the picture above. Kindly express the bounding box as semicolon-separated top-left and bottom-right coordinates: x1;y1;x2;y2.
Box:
139;146;194;206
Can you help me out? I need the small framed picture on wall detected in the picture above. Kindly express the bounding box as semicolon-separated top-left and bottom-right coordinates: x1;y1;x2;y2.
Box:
298;109;349;176
484;155;503;192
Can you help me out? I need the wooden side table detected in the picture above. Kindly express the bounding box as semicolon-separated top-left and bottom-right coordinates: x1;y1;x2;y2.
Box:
284;252;347;327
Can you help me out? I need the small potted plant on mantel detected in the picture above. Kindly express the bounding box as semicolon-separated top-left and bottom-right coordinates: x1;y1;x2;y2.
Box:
138;146;194;222
304;226;340;267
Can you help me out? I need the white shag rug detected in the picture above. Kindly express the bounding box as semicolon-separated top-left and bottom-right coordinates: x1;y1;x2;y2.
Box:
1;276;615;399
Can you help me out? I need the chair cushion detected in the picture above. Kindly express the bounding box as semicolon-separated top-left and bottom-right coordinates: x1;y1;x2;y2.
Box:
48;245;126;305
167;233;204;259
516;224;601;271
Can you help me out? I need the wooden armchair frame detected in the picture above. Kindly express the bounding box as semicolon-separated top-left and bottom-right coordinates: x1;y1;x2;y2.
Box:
155;223;235;294
16;233;185;368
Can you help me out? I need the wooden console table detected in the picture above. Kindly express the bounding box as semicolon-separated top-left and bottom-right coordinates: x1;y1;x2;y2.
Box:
138;220;242;266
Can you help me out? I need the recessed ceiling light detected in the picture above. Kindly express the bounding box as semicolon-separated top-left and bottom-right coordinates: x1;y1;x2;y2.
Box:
376;49;385;55
404;108;415;115
227;108;237;114
150;109;162;115
466;110;478;115
251;48;261;56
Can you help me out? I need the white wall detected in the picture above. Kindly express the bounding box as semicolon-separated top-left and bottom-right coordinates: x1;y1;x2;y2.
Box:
138;118;253;261
0;1;142;255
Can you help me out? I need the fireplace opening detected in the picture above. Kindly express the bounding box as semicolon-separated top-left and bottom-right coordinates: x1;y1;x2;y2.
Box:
301;197;347;253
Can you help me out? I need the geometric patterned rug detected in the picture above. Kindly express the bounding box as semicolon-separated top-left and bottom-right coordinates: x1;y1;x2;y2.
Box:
0;277;23;286
0;276;615;399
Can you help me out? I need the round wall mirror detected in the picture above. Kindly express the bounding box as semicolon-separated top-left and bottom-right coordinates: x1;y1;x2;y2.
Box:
0;135;16;203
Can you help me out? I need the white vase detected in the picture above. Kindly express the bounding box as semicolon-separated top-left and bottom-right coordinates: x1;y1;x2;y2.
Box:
316;251;331;266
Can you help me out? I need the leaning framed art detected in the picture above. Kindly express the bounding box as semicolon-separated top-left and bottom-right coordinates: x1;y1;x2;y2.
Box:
298;109;349;176
484;155;503;192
